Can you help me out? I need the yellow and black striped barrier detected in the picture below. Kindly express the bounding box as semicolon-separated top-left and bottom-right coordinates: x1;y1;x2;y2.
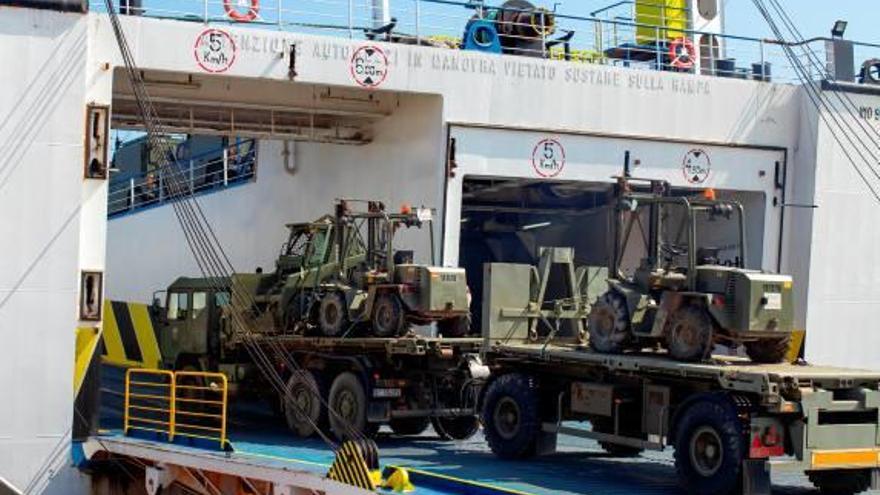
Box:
101;300;162;369
327;439;382;491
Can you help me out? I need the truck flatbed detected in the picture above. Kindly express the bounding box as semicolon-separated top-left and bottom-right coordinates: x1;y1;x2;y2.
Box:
254;335;482;356
481;340;880;494
490;341;880;395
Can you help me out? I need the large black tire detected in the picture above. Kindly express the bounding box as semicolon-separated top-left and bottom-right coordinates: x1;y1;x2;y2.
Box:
673;397;745;495
283;370;326;438
588;291;631;354
591;417;644;457
328;372;371;441
666;305;714;362
319;292;349;337
432;415;480;441
808;469;873;495
389;417;431;436
372;293;407;337
438;315;471;338
744;335;791;364
481;373;541;459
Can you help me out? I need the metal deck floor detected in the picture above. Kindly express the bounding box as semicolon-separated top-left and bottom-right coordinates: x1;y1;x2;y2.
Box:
224;404;843;495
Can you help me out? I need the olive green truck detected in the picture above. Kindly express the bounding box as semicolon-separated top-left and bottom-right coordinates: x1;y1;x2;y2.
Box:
479;247;880;495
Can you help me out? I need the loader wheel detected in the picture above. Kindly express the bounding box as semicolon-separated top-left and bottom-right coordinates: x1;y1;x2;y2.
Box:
284;292;312;333
744;335;791;364
482;373;540;459
432;415;480;441
673;397;745;495
284;370;326;438
372;293;407;337
328;372;373;441
389;417;431;436
588;291;631;354
438;315;471;337
319;292;349;337
808;469;872;495
666;306;714;362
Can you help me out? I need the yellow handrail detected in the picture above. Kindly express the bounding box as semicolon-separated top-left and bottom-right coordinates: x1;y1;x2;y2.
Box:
124;368;175;441
123;368;229;450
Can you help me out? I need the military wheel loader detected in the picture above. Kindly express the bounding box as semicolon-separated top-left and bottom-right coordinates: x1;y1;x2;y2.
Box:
588;177;794;363
307;199;471;338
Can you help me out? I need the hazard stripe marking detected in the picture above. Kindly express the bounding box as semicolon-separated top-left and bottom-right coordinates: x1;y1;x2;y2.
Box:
129;303;161;369
112;301;143;363
101;300;126;361
327;441;377;490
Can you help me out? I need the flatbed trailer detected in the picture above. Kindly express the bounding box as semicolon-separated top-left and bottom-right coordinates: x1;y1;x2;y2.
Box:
226;334;487;441
480;341;880;495
151;277;488;443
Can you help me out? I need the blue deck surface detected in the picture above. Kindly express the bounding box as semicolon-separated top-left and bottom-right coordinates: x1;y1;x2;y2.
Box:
225;403;829;495
98;365;852;494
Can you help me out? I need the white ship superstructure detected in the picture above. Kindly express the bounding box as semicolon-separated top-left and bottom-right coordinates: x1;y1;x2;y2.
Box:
2;0;880;493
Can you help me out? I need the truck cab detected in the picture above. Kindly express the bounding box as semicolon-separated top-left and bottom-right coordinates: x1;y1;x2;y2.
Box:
153;277;230;370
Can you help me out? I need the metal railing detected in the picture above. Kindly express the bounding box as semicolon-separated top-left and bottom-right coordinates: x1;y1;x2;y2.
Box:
108;138;257;218
89;1;876;85
123;368;230;450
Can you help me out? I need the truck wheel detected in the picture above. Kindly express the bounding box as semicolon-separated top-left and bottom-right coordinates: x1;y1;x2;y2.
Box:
319;292;349;337
372;293;407;337
744;335;791;364
389;417;431;436
284;370;326;438
438;315;471;338
328;372;370;441
673;398;745;495
432;415;480;441
808;469;872;495
588;291;631;354
666;306;713;362
482;373;540;459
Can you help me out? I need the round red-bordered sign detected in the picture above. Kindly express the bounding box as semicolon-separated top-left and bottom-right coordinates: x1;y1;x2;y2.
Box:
193;28;237;73
350;45;389;89
682;148;711;184
531;138;566;178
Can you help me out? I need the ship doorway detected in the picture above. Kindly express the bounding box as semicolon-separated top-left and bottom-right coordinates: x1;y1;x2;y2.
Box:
456;177;767;332
458;178;615;331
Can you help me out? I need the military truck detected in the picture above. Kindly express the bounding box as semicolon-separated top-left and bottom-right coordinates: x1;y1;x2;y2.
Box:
480;247;880;495
149;203;484;441
232;200;471;338
588;177;794;363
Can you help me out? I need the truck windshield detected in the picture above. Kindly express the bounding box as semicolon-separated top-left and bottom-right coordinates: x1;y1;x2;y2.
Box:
167;291;189;320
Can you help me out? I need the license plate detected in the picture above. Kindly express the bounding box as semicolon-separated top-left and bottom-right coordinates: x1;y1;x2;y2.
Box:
372;388;402;399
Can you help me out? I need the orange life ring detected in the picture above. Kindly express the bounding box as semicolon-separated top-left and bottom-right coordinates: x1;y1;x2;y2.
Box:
223;0;259;22
669;37;696;70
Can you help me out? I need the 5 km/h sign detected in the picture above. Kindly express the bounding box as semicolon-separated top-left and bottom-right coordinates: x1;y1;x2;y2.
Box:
531;138;566;178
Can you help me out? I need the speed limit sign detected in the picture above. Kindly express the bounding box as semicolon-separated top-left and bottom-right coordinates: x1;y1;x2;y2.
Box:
531;138;566;178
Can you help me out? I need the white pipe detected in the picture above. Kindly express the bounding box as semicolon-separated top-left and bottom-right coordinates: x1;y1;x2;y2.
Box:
371;0;390;29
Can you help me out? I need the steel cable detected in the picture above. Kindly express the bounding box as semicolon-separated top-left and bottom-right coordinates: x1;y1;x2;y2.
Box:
102;0;368;445
751;0;880;203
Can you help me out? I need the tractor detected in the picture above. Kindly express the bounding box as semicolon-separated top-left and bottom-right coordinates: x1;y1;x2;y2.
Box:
304;199;471;338
241;200;471;338
588;177;794;363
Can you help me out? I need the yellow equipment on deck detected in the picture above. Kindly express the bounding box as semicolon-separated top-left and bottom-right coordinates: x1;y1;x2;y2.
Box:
635;0;688;43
